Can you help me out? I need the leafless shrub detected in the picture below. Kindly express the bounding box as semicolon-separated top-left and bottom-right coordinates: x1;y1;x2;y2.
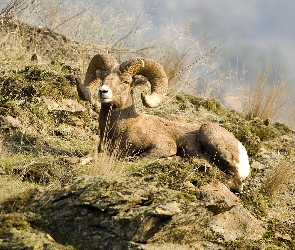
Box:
0;0;36;16
261;159;294;200
1;0;219;90
149;21;221;91
243;56;290;121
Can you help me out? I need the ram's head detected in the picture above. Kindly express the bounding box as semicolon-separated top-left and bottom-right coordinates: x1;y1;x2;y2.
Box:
77;53;168;108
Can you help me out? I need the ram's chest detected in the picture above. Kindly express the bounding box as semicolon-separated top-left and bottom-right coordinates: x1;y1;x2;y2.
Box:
114;121;141;146
111;117;152;148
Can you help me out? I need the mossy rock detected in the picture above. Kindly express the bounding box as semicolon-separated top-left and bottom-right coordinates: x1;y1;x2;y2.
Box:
0;65;78;104
135;158;227;192
176;93;222;112
0;213;74;250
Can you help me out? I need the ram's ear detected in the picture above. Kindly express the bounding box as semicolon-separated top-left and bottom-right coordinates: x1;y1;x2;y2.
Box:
120;59;145;75
132;75;149;87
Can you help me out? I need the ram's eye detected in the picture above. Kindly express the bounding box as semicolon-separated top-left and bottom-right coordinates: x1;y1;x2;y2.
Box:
122;80;129;85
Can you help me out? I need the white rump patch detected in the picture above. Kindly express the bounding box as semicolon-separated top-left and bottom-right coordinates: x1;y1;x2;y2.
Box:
237;142;250;180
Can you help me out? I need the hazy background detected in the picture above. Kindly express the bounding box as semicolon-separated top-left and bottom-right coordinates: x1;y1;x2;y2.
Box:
152;0;295;83
149;0;295;122
1;0;294;125
2;0;294;82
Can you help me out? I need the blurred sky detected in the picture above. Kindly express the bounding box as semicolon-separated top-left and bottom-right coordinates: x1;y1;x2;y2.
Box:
1;0;294;85
150;0;295;85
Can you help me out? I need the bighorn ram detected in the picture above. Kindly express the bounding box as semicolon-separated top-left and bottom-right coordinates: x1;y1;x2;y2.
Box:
76;53;250;192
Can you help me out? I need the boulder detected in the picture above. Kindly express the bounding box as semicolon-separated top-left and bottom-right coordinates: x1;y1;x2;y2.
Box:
0;115;22;129
1;176;266;249
41;96;86;114
201;183;265;241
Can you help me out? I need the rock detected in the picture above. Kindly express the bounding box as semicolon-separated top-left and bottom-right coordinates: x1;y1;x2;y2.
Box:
80;155;94;165
54;124;75;137
200;183;265;241
183;181;196;190
1;177;266;249
41;96;86;114
0;219;70;250
153;201;181;217
200;182;239;212
207;205;265;242
61;99;86;113
31;53;43;64
259;148;283;167
251;160;267;171
41;96;60;111
64;155;94;166
63;156;81;164
0;115;22;129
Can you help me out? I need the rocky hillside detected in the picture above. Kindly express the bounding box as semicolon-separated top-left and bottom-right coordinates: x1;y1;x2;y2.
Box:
0;19;295;249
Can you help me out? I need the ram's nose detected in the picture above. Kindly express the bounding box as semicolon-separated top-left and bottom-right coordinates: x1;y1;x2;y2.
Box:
98;85;113;102
99;89;108;94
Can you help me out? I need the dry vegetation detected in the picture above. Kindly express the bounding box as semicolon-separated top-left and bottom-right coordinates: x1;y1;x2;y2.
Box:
0;0;295;249
243;56;290;122
261;159;295;199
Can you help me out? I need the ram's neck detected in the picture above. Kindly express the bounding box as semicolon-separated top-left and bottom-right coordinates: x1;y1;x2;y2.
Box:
98;100;138;149
99;103;138;123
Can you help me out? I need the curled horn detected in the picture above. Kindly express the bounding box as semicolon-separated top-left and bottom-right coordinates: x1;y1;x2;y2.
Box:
120;58;168;108
77;53;118;102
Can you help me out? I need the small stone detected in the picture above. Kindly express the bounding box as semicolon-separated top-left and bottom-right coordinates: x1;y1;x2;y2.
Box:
153;201;181;217
183;181;196;189
0;115;22;129
275;232;292;241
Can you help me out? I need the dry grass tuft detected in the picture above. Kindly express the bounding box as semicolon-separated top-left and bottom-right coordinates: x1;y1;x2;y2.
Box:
89;150;130;176
244;57;290;122
88;135;132;176
261;159;294;200
88;135;119;176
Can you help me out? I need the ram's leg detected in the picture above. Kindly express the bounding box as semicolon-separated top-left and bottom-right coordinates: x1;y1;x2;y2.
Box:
140;140;177;158
198;123;250;192
177;132;202;157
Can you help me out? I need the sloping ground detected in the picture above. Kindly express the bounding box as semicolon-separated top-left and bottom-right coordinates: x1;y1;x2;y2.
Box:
0;20;295;249
0;16;104;71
